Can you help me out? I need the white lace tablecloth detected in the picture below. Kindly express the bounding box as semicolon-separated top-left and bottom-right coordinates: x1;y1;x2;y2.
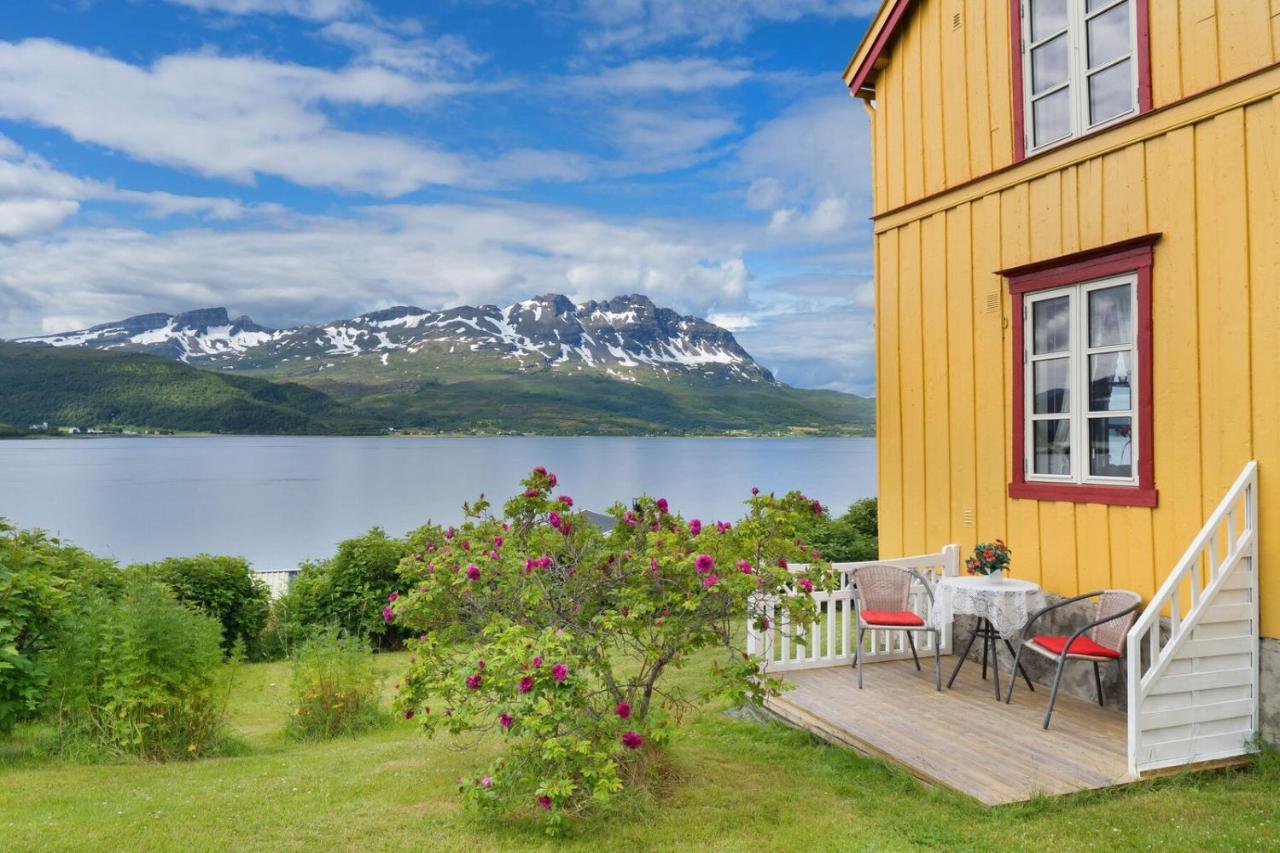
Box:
928;576;1046;640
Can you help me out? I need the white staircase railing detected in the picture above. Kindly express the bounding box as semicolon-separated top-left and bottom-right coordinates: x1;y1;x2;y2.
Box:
1126;460;1260;775
747;545;959;673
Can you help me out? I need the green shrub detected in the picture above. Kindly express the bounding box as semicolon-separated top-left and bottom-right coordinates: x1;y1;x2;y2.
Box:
794;497;879;563
392;469;831;833
285;629;384;741
279;528;410;650
0;521;119;734
45;581;233;761
125;555;270;659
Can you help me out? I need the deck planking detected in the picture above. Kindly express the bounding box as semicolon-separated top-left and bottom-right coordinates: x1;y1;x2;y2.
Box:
766;659;1132;806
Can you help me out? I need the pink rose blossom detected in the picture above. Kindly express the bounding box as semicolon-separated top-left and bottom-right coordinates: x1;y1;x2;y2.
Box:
694;554;714;574
615;702;631;719
620;731;644;750
445;526;456;540
466;673;483;690
382;606;394;622
656;498;669;513
404;709;415;720
532;656;543;667
737;560;753;574
551;663;568;682
466;564;481;581
481;775;492;788
702;573;719;589
388;591;398;602
548;472;558;487
548;511;562;528
499;712;513;729
461;541;471;551
777;557;788;569
558;495;573;507
812;499;823;515
538;795;552;810
523;488;540;498
688;519;702;536
715;521;731;533
797;577;814;594
518;676;534;693
476;659;485;670
493;535;504;548
751;486;760;495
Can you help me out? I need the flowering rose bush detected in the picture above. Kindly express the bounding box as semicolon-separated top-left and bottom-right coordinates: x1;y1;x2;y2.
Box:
388;470;832;833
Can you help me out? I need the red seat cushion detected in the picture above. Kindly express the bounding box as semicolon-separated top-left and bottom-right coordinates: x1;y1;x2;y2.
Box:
1031;635;1121;659
860;609;924;627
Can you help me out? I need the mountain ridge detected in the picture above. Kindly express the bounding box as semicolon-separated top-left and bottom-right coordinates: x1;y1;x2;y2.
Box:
19;293;774;385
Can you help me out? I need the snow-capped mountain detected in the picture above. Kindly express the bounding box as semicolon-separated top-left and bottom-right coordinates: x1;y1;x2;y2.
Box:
16;295;774;384
20;307;278;362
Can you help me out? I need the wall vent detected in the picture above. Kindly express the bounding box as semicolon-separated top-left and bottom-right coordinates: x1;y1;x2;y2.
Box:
962;507;975;526
953;12;962;30
984;292;1001;314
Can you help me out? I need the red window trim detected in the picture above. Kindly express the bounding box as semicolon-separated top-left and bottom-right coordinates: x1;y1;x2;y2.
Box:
1003;234;1160;508
1011;0;1153;162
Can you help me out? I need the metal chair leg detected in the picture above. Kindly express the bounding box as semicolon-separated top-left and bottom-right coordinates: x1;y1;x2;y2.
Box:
1005;641;1027;703
981;623;991;680
946;621;981;688
906;631;921;671
856;626;865;689
1043;656;1069;729
933;632;941;691
1093;661;1105;706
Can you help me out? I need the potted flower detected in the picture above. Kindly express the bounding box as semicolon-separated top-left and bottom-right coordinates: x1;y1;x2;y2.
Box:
966;540;1012;584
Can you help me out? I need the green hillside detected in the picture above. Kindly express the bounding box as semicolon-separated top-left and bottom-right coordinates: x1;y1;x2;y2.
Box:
0;343;383;435
236;349;876;436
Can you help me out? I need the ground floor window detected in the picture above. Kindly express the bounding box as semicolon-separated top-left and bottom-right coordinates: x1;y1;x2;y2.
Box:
1001;235;1158;507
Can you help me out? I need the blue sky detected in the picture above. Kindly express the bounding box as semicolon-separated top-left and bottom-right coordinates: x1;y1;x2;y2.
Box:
0;0;879;393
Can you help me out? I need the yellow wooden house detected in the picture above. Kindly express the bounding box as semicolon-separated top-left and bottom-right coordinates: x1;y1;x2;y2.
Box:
818;0;1277;779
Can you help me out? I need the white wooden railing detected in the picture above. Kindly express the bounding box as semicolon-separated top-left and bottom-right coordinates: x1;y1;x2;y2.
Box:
747;545;960;673
1126;460;1260;775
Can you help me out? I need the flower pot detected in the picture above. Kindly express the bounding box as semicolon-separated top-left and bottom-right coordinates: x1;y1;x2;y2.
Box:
984;569;1005;585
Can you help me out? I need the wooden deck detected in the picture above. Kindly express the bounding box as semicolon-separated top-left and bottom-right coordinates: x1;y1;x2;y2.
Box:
766;658;1133;806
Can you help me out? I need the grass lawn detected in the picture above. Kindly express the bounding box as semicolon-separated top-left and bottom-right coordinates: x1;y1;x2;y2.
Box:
1;651;1276;852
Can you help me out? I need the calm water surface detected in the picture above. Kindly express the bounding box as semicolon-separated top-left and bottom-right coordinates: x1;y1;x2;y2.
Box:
0;436;875;570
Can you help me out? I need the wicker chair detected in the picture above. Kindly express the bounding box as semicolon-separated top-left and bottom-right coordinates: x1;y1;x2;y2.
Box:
1004;590;1142;729
851;565;941;691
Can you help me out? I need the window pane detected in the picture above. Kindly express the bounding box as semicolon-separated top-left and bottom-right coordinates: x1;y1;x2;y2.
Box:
1088;58;1134;125
1089;351;1133;411
1030;0;1069;41
1034;358;1071;414
1089;416;1133;478
1034;419;1072;475
1033;88;1072;146
1088;283;1132;346
1033;295;1070;354
1087;1;1131;69
1032;34;1069;94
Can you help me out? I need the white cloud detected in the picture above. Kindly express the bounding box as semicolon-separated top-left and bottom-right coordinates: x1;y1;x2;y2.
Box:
734;94;871;243
163;0;365;20
0;39;479;196
706;312;756;331
0;199;80;239
573;0;879;50
319;21;485;77
607;108;739;173
0;201;753;339
569;57;751;94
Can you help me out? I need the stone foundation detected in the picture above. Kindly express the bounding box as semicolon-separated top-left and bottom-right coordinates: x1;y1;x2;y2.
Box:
1262;637;1280;746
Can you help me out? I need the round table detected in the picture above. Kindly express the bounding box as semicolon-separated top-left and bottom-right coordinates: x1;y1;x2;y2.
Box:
928;576;1047;700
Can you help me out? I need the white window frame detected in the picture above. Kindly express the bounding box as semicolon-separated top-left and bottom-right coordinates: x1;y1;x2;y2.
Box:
1021;0;1139;155
1023;273;1139;486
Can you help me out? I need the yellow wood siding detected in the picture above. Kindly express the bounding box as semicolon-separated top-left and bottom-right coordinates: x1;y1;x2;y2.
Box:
866;0;1280;215
873;74;1280;637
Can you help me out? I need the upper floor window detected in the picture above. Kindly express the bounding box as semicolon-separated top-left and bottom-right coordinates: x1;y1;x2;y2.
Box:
1022;0;1139;152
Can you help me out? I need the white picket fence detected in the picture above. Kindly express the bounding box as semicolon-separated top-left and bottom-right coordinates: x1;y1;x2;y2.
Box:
746;545;960;672
1126;460;1260;775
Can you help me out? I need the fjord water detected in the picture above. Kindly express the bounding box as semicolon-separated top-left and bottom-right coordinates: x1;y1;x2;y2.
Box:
0;436;875;571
